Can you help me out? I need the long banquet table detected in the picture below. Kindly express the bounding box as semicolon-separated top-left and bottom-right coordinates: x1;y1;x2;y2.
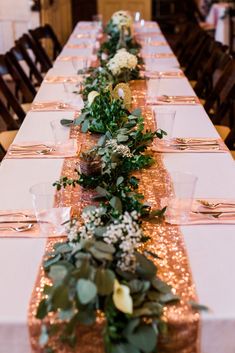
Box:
0;21;235;353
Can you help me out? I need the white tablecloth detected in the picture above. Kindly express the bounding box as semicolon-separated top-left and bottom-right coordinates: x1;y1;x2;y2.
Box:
0;21;235;353
206;2;231;45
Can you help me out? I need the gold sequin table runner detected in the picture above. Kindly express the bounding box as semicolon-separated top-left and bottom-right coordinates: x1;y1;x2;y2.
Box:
28;81;200;353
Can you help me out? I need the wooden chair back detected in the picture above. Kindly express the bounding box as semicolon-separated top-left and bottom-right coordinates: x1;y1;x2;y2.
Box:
0;56;26;123
5;50;36;102
29;24;62;66
17;33;51;73
0;97;20;130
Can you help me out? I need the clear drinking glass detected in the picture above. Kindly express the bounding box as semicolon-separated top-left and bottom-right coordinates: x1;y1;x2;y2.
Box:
29;182;70;236
72;57;88;73
50;119;70;145
164;171;198;224
92;14;103;29
147;78;161;102
63;80;81;103
153;107;176;139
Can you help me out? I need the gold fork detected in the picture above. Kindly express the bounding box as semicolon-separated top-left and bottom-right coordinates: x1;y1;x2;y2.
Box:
198;200;235;208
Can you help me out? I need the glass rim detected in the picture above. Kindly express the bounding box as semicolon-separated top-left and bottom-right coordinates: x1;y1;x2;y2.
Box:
29;182;56;196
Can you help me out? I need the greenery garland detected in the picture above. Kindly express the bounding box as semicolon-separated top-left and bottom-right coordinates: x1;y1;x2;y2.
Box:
36;12;205;353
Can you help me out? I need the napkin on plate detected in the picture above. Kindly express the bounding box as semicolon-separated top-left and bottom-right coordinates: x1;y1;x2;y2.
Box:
30;101;82;112
6;140;78;159
146;95;200;105
152;138;227;153
166;199;235;225
0;208;70;238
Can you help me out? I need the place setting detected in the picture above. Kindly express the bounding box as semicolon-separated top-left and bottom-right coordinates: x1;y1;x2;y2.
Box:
30;100;83;112
147;94;200;105
160;172;235;225
5;120;79;159
150;107;227;153
0;183;72;237
142;69;185;79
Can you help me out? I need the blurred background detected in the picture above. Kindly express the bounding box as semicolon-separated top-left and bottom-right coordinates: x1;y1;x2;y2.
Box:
0;0;223;53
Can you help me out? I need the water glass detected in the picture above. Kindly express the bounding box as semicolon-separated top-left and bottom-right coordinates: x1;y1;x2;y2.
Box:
30;182;70;236
164;171;198;224
72;57;88;73
50;119;70;145
92;14;103;29
153;107;176;139
63;80;81;103
147;78;161;101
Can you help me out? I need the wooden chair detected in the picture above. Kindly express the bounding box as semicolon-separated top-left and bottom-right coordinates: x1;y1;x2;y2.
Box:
17;33;51;74
177;25;205;66
0;143;6;162
13;41;43;86
0;97;20;130
229;7;235;55
194;44;231;99
29;24;62;67
0;56;27;123
204;60;235;142
5;50;37;102
184;31;212;80
0;130;18;151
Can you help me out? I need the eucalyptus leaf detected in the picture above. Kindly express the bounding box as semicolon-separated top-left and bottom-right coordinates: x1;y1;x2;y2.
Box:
95;268;115;295
151;278;172;294
159;292;180;304
36;299;48;320
58;308;75;321
81;119;90;133
60;119;73;127
49;265;68;283
89;247;113;261
77;310;96;325
44;254;61;270
112;343;140;353
94;241;115;254
76;279;97;304
39;325;49;347
96;186;110;197
135;253;157;280
131;108;142;117
189;301;209;312
123;318;140;337
109;196;123;213
116;176;124;186
117;134;129;142
51;285;71;310
127;324;157;353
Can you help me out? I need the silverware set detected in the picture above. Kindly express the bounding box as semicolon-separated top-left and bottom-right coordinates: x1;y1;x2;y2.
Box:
159;95;198;104
168;138;220;151
0;211;37;232
192;199;235;219
8;144;55;156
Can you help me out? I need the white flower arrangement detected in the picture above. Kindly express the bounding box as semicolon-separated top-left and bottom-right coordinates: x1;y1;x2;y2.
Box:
105;139;133;158
66;207;105;242
103;211;142;272
111;10;133;29
107;49;138;76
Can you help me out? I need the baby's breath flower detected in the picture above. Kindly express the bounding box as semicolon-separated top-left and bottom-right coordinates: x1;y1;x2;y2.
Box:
103;212;142;272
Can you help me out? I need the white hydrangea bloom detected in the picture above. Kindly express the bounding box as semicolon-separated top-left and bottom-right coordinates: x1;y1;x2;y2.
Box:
111;11;133;29
107;49;138;76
